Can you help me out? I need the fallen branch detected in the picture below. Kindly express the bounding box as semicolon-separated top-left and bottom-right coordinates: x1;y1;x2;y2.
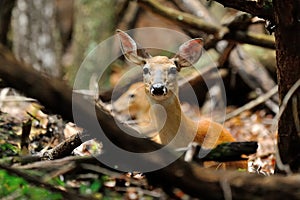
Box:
212;0;274;21
16;155;98;170
139;0;220;34
229;45;279;110
43;132;84;160
198;141;257;162
182;141;258;163
137;0;275;49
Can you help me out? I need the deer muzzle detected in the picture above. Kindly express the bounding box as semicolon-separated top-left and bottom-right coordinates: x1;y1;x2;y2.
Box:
150;83;168;96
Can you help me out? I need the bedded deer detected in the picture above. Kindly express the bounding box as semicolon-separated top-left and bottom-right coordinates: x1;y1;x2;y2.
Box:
112;82;150;125
116;30;247;169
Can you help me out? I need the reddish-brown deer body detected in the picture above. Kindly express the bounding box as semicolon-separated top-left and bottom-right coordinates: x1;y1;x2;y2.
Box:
117;30;247;169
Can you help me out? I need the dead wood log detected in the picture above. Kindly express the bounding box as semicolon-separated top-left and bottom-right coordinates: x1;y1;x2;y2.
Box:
183;141;258;163
2;44;300;199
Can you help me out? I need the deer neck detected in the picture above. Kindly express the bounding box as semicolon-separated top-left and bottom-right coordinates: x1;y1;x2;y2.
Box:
136;110;151;127
148;94;197;147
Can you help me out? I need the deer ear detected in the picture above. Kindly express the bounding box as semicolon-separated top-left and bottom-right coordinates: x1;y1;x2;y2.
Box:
116;30;150;65
173;38;203;68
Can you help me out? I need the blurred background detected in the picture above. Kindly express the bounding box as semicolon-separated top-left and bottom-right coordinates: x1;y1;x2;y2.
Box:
1;0;277;107
0;1;282;198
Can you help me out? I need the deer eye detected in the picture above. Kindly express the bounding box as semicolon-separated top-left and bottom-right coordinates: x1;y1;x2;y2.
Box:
129;93;135;99
168;67;177;74
143;67;150;75
174;60;180;68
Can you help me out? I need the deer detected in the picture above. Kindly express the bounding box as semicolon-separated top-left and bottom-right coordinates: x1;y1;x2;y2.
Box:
116;30;247;169
111;81;203;144
112;82;150;125
111;82;161;141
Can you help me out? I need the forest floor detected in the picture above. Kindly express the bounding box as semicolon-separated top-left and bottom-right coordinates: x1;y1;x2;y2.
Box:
0;91;276;199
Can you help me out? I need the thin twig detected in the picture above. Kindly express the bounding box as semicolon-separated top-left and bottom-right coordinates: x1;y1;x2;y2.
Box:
272;79;300;174
80;163;124;178
42;162;76;182
218;42;236;67
220;176;232;200
292;96;300;136
222;85;278;122
16;156;95;170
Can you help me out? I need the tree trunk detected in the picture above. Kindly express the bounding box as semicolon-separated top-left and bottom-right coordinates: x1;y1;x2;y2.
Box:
69;0;117;86
12;0;61;77
273;0;300;172
0;0;16;47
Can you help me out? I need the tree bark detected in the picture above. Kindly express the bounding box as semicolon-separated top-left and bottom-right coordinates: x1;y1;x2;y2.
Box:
55;0;74;53
70;0;117;86
273;0;300;172
12;0;61;77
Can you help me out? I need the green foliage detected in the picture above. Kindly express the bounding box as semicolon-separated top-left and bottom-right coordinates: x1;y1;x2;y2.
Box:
79;179;102;196
49;177;66;187
0;143;19;157
0;170;62;200
78;176;126;199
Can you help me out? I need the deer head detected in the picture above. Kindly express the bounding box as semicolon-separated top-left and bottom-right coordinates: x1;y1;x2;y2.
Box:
112;82;150;119
117;30;203;102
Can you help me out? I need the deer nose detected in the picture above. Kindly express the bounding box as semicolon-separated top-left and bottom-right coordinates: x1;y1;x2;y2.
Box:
150;83;168;96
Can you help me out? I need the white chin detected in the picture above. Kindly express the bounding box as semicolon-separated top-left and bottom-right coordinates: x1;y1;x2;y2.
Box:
151;94;168;101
